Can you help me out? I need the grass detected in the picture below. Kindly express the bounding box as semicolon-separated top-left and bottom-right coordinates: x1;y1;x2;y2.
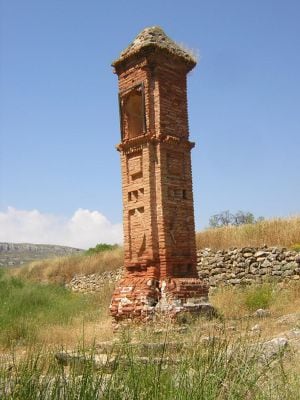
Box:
0;326;299;399
211;281;300;320
244;284;275;311
2;215;300;397
0;269;114;348
1;266;300;398
13;247;124;284
196;215;300;250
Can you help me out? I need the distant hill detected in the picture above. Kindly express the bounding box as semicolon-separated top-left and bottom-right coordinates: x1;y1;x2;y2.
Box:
0;242;84;268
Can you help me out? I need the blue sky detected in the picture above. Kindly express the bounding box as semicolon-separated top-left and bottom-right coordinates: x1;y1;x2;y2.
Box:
1;0;299;247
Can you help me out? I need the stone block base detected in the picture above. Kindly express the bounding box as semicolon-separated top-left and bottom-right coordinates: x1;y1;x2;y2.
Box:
110;276;210;321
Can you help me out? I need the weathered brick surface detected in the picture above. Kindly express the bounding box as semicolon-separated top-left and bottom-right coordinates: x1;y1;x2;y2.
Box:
110;27;208;321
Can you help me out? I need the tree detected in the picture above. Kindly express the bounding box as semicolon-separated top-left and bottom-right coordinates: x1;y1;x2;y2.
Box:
208;210;264;228
232;210;255;226
209;210;233;228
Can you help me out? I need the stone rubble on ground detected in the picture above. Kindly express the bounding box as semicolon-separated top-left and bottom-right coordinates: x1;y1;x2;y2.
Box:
250;324;261;332
253;309;271;318
259;337;289;363
53;330;297;374
275;313;300;325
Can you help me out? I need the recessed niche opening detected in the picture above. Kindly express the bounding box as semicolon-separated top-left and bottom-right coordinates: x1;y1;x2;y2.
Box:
122;87;145;139
128;190;139;202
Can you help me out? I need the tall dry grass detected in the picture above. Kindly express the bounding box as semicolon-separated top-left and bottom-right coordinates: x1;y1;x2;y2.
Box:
196;216;300;250
15;247;124;284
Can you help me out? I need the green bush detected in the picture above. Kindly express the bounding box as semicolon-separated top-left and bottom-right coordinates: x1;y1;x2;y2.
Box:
85;243;119;255
243;284;275;311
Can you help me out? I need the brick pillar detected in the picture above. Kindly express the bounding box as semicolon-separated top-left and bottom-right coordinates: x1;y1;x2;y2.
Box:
109;27;208;321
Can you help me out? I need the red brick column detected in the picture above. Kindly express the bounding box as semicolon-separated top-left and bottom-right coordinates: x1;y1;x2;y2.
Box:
109;27;209;321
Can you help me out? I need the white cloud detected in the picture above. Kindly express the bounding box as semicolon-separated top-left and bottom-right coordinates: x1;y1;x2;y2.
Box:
0;207;123;249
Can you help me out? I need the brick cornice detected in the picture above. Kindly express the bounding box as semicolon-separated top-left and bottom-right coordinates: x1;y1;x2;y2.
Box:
116;134;195;153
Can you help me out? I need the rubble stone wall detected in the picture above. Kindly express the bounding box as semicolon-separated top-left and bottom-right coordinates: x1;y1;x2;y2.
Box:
66;247;300;293
197;246;300;288
66;268;123;293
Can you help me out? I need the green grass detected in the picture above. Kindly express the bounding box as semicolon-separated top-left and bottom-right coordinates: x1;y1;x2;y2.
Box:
1;268;300;398
0;333;299;399
211;283;281;319
0;269;108;347
243;283;276;311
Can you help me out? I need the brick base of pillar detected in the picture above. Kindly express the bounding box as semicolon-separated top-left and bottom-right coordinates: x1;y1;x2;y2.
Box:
110;275;212;321
110;276;160;321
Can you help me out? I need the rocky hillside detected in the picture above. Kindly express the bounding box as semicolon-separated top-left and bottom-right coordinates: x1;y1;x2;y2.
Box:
0;242;83;268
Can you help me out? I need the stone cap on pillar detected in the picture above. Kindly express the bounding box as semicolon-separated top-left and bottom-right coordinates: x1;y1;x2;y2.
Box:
112;26;197;71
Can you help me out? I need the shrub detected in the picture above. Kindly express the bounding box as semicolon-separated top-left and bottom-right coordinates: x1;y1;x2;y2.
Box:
244;284;275;311
85;243;119;255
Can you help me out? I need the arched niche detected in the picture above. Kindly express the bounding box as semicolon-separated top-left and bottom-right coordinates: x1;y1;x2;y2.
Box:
119;84;146;140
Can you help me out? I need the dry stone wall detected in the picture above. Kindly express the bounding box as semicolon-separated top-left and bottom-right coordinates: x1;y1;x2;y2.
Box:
197;246;300;287
66;268;123;293
66;247;300;293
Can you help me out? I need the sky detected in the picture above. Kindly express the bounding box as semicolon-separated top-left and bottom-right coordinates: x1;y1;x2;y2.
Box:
1;0;299;248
